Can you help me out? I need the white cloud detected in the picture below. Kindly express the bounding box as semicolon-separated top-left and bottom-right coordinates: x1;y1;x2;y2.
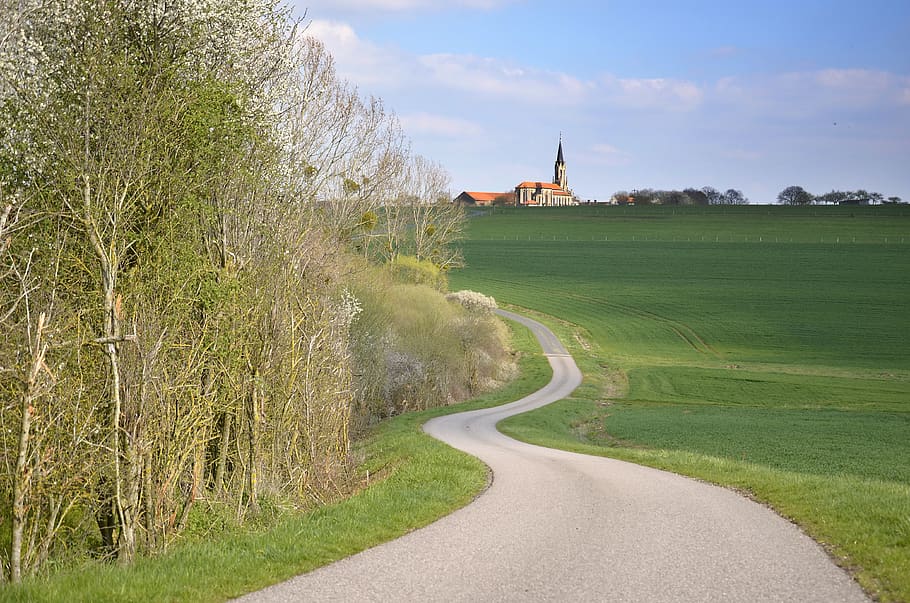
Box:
599;75;704;112
419;53;591;105
305;0;515;11
304;18;908;207
713;69;910;115
399;112;484;139
309;20;708;115
584;143;632;166
814;68;910;108
305;20;408;88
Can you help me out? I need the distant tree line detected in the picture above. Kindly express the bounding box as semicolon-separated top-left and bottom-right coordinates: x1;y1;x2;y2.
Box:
777;186;903;205
611;187;748;206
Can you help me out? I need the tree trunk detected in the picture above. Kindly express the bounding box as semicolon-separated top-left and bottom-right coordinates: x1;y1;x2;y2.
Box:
100;277;131;562
10;312;49;583
214;412;232;495
246;370;260;513
10;393;31;583
143;449;156;550
35;497;62;570
177;441;204;531
81;176;134;562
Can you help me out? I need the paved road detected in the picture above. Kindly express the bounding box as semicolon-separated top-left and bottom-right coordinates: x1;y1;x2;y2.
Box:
237;309;869;602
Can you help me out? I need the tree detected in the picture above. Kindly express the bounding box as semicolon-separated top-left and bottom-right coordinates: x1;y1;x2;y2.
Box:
1;0;467;578
701;186;724;205
816;190;848;205
286;38;409;242
492;191;515;206
611;191;631;204
722;189;748;205
777;185;814;205
1;0;362;571
682;188;709;206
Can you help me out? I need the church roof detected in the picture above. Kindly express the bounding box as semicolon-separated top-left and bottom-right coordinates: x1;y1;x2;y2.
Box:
516;181;571;195
556;139;565;164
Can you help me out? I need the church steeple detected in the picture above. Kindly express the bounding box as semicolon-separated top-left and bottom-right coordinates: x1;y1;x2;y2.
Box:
553;135;567;191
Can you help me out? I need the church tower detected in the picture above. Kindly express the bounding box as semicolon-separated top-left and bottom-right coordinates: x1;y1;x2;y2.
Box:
553;136;567;191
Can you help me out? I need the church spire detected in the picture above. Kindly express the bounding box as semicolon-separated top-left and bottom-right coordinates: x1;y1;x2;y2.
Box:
554;134;567;190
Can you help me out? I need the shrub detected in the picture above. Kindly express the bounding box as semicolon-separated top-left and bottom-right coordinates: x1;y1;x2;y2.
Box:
446;290;497;314
348;277;514;423
387;255;447;290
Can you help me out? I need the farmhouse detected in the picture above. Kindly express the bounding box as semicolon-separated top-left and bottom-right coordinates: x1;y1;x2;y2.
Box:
514;138;577;206
454;191;515;206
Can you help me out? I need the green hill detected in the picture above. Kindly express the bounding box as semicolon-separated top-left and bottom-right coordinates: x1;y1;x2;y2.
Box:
451;204;910;602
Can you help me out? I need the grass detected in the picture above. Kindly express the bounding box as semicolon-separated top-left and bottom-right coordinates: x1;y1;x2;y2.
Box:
0;319;552;603
451;205;910;602
498;401;910;603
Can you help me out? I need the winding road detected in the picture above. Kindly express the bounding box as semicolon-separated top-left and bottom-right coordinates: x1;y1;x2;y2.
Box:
237;309;869;602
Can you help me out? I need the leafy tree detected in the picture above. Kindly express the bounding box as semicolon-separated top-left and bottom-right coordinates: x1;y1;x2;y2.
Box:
777;185;814;205
701;186;724;205
682;188;709;205
1;0;478;580
664;190;686;205
722;189;748;205
2;0;367;572
816;190;848;205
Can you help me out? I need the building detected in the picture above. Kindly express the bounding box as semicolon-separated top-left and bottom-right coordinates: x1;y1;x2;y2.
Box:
453;191;515;206
514;138;576;206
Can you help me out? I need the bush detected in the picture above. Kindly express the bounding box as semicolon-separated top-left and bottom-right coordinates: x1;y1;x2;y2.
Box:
446;290;497;314
387;255;447;290
348;276;514;424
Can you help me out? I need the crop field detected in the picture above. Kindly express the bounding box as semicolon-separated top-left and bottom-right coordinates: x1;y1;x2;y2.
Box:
449;204;910;601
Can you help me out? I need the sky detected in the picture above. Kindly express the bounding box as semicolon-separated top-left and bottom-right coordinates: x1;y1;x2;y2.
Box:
293;0;910;204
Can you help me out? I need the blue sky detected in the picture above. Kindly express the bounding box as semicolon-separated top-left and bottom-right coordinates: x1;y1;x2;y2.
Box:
295;0;910;203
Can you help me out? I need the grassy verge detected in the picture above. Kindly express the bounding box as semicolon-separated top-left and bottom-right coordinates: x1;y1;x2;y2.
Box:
0;318;552;603
497;310;910;603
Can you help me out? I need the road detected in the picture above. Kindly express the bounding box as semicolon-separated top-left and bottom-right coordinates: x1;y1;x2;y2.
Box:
236;309;869;602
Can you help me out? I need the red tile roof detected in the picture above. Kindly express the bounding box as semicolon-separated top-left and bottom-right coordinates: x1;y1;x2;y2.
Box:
515;181;571;195
464;191;503;202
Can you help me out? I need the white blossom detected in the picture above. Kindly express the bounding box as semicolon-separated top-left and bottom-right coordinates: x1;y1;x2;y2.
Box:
445;289;497;314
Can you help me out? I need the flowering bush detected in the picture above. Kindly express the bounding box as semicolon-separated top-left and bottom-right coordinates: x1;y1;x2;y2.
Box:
349;282;514;423
445;290;497;314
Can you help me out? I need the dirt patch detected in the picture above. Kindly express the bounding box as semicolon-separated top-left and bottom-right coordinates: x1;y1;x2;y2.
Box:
573;331;592;351
598;363;629;400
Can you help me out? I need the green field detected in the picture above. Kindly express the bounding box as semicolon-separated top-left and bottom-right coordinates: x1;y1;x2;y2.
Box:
449;205;910;602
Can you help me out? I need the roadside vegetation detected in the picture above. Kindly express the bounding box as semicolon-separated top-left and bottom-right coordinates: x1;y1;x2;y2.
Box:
0;319;550;602
0;0;506;587
451;205;910;602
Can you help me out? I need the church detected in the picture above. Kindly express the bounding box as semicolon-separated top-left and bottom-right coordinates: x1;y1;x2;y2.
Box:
514;138;576;206
452;136;577;207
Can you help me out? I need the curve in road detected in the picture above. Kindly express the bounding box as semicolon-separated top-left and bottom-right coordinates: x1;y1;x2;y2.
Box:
237;309;869;602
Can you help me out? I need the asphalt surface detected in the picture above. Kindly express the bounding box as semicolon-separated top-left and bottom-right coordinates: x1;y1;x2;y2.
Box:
236;309;870;602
